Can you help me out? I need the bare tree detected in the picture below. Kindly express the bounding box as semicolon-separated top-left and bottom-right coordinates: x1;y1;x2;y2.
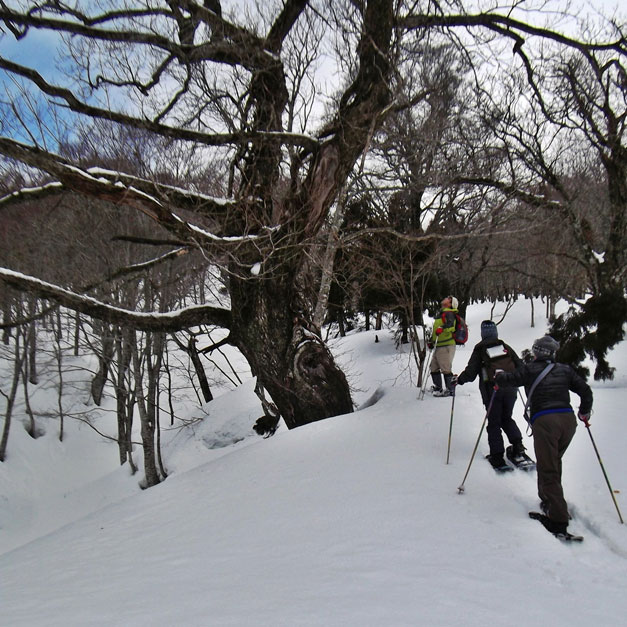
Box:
1;1;624;432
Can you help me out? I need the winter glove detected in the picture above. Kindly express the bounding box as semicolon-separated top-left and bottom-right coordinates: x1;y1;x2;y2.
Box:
494;372;506;386
427;341;434;350
435;327;444;335
450;375;459;386
578;412;591;424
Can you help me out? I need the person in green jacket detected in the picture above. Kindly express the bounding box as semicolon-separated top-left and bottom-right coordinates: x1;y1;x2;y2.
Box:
428;295;459;397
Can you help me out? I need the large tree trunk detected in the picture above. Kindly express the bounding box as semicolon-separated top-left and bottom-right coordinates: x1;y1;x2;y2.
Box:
229;1;393;428
230;276;352;429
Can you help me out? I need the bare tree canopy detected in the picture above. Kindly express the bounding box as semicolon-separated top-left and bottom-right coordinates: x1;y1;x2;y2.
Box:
1;0;625;428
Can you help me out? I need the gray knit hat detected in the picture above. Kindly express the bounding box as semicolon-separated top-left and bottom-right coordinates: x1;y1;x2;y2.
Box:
532;335;560;360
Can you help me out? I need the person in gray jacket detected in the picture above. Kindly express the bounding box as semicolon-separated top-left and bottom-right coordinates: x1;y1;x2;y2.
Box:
495;335;593;536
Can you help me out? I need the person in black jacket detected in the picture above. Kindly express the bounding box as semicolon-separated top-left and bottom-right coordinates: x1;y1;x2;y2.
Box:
454;320;525;469
495;335;593;536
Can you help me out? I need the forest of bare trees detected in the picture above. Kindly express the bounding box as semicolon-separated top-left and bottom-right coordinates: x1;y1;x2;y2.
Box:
0;1;625;485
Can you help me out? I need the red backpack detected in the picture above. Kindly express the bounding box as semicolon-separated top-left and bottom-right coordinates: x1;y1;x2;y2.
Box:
444;312;468;345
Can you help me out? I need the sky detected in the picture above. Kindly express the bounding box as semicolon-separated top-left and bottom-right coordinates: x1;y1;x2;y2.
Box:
1;1;624;123
1;297;625;626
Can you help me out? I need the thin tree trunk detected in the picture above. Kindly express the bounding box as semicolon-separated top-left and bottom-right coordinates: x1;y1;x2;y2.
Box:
530;297;535;328
21;352;37;438
0;333;28;461
151;331;167;479
171;333;213;403
131;332;162;488
54;309;64;442
314;194;347;329
27;321;37;384
2;299;11;345
91;324;115;406
115;327;135;468
74;310;81;356
27;297;38;384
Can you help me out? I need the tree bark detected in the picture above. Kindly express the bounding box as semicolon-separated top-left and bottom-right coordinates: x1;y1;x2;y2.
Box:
230;277;353;430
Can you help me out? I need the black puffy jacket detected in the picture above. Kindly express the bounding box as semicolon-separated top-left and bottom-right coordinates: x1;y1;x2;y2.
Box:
457;338;521;405
496;359;593;420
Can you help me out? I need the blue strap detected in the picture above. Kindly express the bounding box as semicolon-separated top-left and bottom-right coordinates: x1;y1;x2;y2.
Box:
530;407;574;425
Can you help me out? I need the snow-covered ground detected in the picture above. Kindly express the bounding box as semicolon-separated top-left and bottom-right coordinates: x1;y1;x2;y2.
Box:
1;298;626;626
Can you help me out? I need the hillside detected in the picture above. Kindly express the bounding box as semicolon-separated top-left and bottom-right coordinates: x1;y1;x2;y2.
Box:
1;299;626;626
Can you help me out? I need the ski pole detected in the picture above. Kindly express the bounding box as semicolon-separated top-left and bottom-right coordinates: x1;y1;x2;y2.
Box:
446;384;456;464
517;389;533;436
583;420;624;524
418;345;434;400
457;386;498;494
419;346;433;399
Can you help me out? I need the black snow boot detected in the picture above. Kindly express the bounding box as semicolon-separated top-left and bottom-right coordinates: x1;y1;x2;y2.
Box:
533;513;568;535
487;453;507;469
430;372;443;392
512;440;526;456
540;500;572;520
444;373;455;395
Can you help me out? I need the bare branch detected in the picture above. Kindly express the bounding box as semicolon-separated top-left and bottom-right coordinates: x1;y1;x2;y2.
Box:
265;0;309;53
399;12;627;56
0;58;319;151
0;268;232;332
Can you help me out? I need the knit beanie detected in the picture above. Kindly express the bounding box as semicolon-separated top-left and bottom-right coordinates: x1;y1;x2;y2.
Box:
480;320;498;340
532;335;560;360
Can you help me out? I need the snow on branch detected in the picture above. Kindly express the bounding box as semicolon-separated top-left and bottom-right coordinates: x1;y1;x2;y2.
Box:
0;181;64;208
0;136;280;246
0;268;232;332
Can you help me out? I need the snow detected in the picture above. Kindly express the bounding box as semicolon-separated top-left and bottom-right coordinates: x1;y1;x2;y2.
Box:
0;181;63;205
1;298;626;626
172;211;281;242
86;168;236;206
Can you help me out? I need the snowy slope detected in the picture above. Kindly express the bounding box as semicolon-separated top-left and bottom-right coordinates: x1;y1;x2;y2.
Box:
1;299;626;626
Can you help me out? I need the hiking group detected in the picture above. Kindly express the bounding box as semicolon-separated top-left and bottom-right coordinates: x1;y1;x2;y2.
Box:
427;296;594;541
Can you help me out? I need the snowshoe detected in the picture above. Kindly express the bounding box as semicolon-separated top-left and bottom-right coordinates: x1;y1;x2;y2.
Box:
486;454;513;473
528;512;583;542
433;388;452;397
506;445;536;471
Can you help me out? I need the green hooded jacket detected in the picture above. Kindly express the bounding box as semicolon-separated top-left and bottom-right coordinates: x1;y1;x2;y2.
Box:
432;307;458;347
